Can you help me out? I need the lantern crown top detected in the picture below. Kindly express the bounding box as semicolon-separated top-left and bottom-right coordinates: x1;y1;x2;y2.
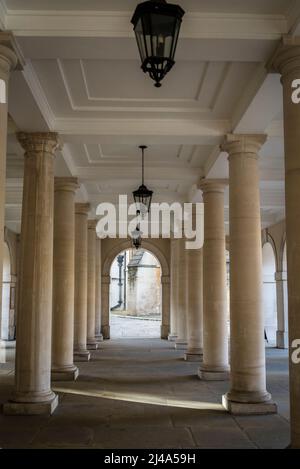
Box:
131;0;185;26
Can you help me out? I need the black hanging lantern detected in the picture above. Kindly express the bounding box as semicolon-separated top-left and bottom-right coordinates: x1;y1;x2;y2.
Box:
131;213;143;250
132;225;142;249
131;0;185;88
133;145;153;214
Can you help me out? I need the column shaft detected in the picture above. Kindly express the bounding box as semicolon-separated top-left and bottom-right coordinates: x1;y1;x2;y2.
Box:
4;132;59;416
198;180;229;380
74;204;91;361
175;238;188;350
101;275;111;339
51;178;79;381
185;246;203;361
169;238;179;341
275;271;288;349
221;134;276;414
161;275;170;339
271;38;300;446
95;238;103;341
87;220;98;349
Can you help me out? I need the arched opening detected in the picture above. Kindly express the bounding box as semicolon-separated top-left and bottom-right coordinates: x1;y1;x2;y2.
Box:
262;242;277;346
1;242;15;341
109;249;162;339
102;239;170;340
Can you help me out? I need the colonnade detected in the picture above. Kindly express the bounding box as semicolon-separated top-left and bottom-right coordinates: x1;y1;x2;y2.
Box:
1;34;300;448
2;131;102;415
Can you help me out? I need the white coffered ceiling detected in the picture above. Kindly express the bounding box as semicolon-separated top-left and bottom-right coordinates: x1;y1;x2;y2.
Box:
3;0;299;233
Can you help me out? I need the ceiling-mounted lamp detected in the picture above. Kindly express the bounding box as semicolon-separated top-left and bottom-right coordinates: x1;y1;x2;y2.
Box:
133;145;153;214
131;0;185;88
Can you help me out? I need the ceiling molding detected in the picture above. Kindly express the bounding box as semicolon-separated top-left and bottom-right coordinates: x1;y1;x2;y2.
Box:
56;118;230;141
231;63;268;131
57;58;211;114
22;60;56;129
76;165;199;182
203;145;221;176
4;10;287;40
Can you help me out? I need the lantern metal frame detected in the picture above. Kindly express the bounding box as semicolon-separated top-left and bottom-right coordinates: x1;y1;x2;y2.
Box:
133;145;153;214
131;0;185;87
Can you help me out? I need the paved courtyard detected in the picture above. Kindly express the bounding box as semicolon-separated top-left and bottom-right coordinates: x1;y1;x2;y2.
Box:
110;315;161;338
0;339;290;449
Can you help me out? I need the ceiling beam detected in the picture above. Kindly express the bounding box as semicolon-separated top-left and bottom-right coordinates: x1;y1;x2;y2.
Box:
3;10;287;41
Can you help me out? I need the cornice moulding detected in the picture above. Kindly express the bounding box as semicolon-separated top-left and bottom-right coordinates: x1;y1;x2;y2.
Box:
3;10;287;40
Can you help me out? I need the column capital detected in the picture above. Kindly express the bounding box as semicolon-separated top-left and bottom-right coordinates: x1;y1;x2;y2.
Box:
75;203;90;215
198;178;228;193
54;177;79;193
17;132;60;156
88;219;98;230
268;36;300;80
221;134;267;158
0;32;23;79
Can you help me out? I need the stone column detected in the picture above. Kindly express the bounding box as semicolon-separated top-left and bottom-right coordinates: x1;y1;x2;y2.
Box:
0;36;18;319
175;238;188;350
271;38;300;445
168;237;179;341
87;220;98;349
275;271;288;349
4;133;59;416
74;203;91;362
101;275;111;339
95;237;103;342
198;180;229;379
161;275;170;339
51;177;79;381
221;134;276;414
185;247;203;361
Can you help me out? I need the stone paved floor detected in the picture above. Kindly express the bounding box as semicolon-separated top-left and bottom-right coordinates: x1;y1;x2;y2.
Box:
110;315;161;338
0;339;290;449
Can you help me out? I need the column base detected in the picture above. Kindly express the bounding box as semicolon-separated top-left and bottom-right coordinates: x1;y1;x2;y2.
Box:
51;366;79;382
276;331;288;349
87;342;99;350
3;394;58;416
184;350;203;362
161;325;169;340
222;393;277;415
168;334;177;342
175;341;188;350
74;350;91;362
101;325;110;340
198;365;230;381
96;334;104;342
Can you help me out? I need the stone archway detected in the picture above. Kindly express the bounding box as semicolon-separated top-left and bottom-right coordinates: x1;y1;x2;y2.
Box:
102;239;170;340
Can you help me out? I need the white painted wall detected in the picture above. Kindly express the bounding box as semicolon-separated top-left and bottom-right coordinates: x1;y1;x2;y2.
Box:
110;249;161;318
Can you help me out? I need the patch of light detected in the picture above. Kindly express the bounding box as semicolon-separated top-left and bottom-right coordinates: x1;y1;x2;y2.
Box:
53;386;224;411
